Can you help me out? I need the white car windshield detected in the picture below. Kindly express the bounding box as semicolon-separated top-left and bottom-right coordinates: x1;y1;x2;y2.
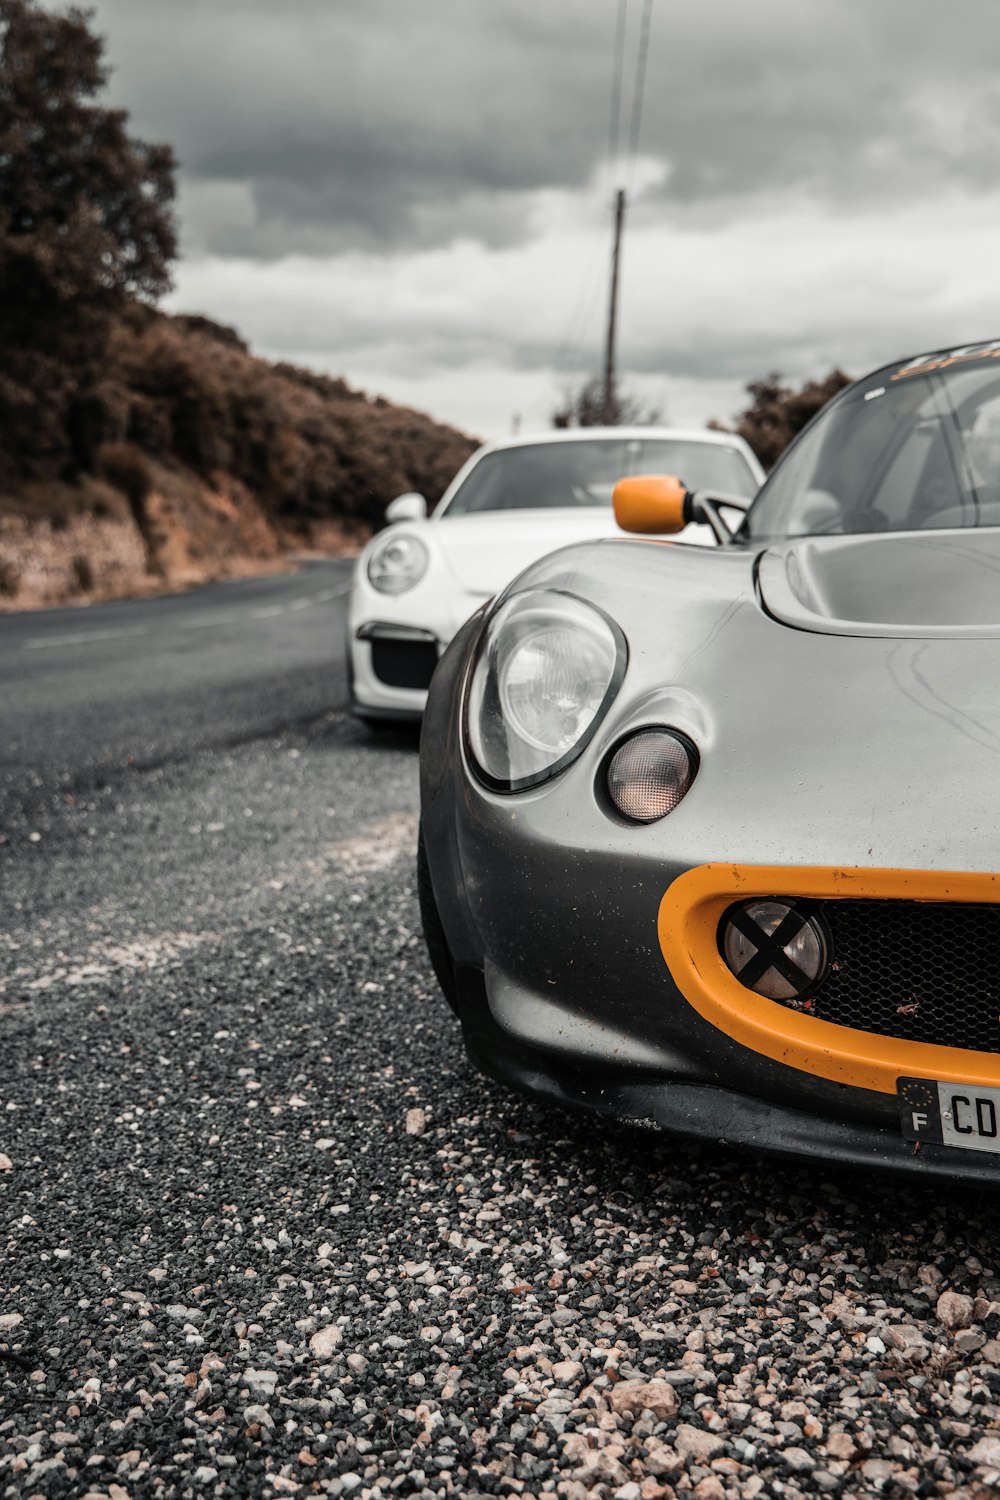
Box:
745;350;1000;539
442;438;758;517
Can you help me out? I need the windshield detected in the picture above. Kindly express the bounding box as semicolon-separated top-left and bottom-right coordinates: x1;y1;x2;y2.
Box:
745;353;1000;540
442;437;758;517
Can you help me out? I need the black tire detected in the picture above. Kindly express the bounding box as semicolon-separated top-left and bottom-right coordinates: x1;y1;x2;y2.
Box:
417;824;459;1011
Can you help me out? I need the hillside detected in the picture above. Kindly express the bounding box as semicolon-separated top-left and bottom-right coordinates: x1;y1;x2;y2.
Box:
0;305;478;609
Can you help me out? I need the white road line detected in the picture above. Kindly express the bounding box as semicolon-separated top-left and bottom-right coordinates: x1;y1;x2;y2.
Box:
20;583;351;646
309;585;352;603
254;585;351;619
180;612;240;629
181;584;351;626
288;584;352;610
23;626;149;650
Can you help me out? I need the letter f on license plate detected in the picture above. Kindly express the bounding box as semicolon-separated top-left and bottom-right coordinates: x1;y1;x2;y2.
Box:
899;1076;1000;1156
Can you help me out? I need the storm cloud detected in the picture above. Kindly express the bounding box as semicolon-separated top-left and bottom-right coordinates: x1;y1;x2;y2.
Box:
91;0;1000;256
83;0;1000;434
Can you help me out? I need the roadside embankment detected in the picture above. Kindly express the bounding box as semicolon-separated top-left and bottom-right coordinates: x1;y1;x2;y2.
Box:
0;307;476;610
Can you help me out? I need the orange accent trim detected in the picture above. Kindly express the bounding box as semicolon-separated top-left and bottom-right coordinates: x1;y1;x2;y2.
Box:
658;864;1000;1095
613;474;688;534
891;348;1000;379
891;364;938;381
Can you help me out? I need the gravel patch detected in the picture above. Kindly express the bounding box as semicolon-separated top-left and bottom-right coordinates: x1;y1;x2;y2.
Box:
3;700;1000;1498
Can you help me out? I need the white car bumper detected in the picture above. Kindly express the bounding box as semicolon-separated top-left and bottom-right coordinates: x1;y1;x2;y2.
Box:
348;573;489;721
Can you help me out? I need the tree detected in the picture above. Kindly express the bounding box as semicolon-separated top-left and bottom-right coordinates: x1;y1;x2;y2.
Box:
552;375;662;429
711;369;852;470
0;0;177;477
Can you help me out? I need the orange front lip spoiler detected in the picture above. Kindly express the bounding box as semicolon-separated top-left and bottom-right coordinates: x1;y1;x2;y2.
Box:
658;864;1000;1095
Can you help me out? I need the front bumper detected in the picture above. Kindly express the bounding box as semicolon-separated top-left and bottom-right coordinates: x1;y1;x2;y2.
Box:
350;624;440;719
456;965;1000;1185
348;575;489;719
439;854;1000;1183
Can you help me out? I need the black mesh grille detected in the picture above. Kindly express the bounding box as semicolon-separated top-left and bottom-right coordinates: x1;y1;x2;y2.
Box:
777;899;1000;1054
371;639;438;690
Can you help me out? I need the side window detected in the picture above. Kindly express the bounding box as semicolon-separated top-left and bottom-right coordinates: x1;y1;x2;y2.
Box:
743;431;817;535
748;361;1000;538
868;424;958;527
964;394;1000;492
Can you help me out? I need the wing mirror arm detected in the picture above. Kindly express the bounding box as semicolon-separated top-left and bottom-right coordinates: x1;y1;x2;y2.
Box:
689;491;748;546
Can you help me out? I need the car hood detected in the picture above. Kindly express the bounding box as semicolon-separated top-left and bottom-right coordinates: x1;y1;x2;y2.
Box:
431;508;706;595
499;535;1000;874
758;529;1000;638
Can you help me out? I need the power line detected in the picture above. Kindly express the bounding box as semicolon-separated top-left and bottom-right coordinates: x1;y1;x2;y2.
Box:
554;233;611;378
605;0;652;419
607;0;629;187
551;1;648;408
626;0;654;191
553;1;631;384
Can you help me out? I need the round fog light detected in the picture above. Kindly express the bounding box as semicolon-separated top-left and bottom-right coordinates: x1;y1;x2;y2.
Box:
721;899;830;1001
606;729;696;822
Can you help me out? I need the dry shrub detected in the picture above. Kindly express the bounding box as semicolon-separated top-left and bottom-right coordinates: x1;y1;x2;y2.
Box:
0;556;20;597
96;440;158;571
97;441;153;510
67;382;130;469
2;305;478;546
71;553;95;592
711;370;852;470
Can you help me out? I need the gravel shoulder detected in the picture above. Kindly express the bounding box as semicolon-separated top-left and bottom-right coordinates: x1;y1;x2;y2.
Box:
3;610;1000;1499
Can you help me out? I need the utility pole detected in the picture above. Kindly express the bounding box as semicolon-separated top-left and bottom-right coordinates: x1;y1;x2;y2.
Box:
603;187;626;424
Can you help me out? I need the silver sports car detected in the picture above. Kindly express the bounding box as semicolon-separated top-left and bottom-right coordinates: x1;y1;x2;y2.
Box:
418;339;1000;1183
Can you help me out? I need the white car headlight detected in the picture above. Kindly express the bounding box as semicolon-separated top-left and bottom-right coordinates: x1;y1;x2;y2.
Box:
465;589;626;789
366;532;429;595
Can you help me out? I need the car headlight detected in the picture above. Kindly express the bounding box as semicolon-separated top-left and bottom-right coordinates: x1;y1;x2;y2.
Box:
465;589;626;790
366;532;429;595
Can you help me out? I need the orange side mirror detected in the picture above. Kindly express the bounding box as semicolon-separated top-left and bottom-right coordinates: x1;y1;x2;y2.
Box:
613;474;692;534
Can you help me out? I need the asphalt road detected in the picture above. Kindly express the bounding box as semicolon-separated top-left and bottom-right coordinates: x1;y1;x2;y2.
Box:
2;564;1000;1499
0;561;355;802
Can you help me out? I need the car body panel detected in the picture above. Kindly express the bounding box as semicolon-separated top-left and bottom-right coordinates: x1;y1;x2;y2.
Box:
432;507;650;595
759;528;1000;637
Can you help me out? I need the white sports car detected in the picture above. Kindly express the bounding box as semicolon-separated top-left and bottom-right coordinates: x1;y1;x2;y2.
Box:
347;426;764;723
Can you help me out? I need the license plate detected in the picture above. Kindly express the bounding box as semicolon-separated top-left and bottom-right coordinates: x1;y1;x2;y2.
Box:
899;1076;1000;1156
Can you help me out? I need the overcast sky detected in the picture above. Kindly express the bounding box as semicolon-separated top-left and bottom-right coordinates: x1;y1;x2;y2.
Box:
87;0;1000;439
